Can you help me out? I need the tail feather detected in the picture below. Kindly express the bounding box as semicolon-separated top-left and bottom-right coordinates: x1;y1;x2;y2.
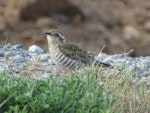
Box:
93;60;112;68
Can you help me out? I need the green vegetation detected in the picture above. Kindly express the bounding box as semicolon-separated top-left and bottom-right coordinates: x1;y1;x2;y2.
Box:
0;67;150;113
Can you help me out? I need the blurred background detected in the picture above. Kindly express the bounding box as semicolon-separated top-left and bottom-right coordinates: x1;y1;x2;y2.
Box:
0;0;150;56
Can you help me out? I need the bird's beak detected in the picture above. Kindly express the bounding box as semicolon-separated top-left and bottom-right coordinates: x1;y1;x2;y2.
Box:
44;32;51;35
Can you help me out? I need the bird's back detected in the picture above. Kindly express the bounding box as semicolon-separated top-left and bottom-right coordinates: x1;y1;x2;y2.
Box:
59;43;94;64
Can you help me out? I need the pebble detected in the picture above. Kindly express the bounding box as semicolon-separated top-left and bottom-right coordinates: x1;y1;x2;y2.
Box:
0;43;149;86
39;54;51;62
0;45;3;48
0;49;4;57
28;45;44;54
4;43;12;49
96;53;150;77
123;25;139;42
13;44;23;49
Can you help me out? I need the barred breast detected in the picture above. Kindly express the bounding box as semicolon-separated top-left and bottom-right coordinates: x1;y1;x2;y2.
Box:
52;51;86;70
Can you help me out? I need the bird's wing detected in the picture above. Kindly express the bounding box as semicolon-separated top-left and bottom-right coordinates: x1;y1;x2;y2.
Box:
59;43;94;63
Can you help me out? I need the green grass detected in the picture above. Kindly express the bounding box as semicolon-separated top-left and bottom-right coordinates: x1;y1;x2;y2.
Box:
0;67;150;113
0;69;116;113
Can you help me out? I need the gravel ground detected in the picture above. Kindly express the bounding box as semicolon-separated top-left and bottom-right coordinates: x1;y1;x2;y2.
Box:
0;43;150;85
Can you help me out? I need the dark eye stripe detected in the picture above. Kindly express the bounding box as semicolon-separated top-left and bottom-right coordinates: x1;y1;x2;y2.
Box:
53;33;58;37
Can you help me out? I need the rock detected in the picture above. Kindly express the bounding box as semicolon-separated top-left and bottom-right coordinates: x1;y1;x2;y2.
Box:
13;44;23;49
1;0;150;57
3;0;21;23
28;45;44;54
40;54;51;62
0;45;3;48
123;25;139;42
13;55;26;63
4;43;12;49
0;43;150;86
36;17;57;28
0;18;6;31
18;0;84;22
144;21;150;32
0;50;4;57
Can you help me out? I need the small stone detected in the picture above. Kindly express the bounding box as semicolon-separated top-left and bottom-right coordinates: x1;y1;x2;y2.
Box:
13;55;25;63
95;53;108;61
40;54;51;62
48;59;55;65
20;70;29;76
28;45;43;54
18;51;28;58
0;45;3;48
4;43;12;49
13;44;23;49
0;50;4;57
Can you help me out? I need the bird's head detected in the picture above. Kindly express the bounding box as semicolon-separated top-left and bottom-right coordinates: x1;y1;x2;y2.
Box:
45;29;65;49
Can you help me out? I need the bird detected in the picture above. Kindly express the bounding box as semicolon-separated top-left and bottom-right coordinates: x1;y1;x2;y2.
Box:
44;29;111;70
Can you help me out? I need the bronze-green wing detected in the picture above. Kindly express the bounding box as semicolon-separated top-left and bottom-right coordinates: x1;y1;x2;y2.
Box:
59;43;94;63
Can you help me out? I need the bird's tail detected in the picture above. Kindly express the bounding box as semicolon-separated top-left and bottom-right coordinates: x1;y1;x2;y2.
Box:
93;60;112;68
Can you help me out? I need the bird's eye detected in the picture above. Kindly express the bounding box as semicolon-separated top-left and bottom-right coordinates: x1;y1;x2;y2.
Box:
54;33;60;37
